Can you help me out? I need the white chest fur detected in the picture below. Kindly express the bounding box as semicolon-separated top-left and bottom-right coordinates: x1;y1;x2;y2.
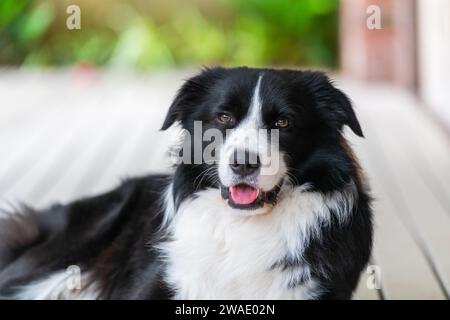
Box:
161;184;354;299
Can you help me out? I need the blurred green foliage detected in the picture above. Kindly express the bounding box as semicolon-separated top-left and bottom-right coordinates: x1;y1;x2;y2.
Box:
0;0;339;69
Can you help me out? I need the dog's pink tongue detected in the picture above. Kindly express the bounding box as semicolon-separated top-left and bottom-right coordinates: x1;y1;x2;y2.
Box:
230;185;259;205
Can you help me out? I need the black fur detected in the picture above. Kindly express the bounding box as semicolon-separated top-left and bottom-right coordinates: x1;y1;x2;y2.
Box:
0;67;372;299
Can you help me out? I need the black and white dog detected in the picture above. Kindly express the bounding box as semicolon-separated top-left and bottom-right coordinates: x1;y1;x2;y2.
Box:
0;67;372;300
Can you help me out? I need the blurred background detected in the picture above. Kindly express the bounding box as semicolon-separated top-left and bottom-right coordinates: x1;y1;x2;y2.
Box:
0;0;450;300
0;0;339;68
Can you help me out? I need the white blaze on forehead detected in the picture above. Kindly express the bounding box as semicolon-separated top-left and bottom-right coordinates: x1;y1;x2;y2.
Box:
243;74;264;129
221;74;264;158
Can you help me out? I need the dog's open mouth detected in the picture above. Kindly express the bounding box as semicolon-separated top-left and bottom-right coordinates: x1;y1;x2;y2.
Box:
220;183;281;211
229;184;260;205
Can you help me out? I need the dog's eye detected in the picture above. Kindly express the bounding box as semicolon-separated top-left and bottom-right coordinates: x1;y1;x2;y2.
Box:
274;118;289;128
216;113;235;127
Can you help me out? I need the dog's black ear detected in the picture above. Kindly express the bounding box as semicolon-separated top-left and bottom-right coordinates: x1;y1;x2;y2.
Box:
325;86;363;137
304;72;363;137
161;67;224;130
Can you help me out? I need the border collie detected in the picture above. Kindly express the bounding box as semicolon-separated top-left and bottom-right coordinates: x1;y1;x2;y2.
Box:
0;67;372;300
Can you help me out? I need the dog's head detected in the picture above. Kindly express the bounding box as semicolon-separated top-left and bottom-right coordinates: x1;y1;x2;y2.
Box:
162;67;363;215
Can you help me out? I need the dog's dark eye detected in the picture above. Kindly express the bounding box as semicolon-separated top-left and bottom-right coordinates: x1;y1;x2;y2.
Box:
216;113;235;127
274;118;289;128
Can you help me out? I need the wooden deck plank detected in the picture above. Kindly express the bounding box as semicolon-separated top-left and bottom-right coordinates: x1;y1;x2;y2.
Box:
89;116;159;194
0;76;162;207
32;80;176;206
0;78;115;204
350;87;450;298
40;118;144;205
0;72;53;127
33;106;137;206
0;76;70;184
1;108;95;206
349;125;445;299
0;111;63;189
59;91;168;202
392;96;450;221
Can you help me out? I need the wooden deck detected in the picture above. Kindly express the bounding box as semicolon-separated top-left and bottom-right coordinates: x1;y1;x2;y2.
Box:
1;70;449;300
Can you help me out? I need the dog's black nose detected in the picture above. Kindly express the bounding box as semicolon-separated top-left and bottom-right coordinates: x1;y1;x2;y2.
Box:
230;150;260;176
